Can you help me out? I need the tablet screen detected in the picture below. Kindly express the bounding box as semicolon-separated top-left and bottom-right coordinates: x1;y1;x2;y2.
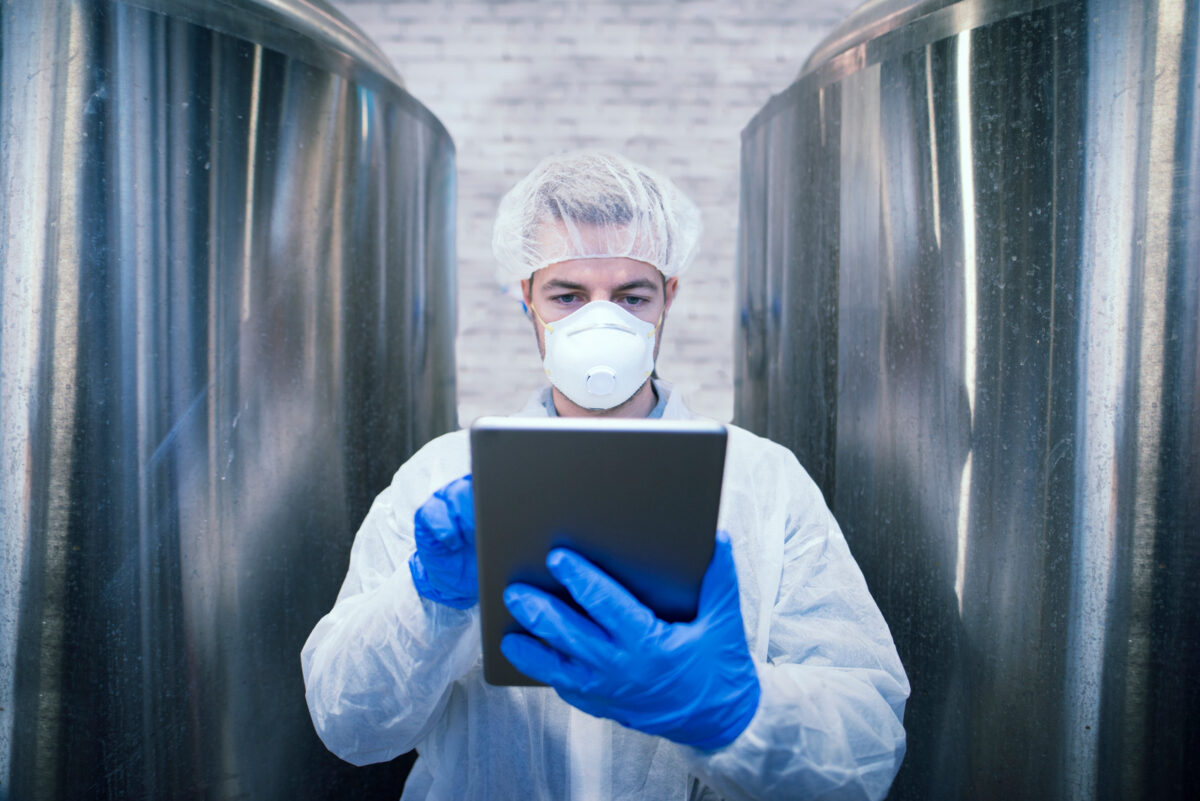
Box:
470;417;728;686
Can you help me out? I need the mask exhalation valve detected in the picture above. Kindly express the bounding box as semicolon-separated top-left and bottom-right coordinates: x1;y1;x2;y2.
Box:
585;367;617;396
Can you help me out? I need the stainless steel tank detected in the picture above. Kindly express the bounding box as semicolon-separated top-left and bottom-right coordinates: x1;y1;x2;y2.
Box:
0;1;456;798
736;0;1197;798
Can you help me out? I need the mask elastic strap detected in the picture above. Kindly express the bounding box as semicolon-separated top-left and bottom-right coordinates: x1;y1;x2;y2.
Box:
528;302;554;333
650;310;663;338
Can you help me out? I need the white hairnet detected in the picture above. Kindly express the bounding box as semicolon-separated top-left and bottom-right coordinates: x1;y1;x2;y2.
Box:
491;150;702;284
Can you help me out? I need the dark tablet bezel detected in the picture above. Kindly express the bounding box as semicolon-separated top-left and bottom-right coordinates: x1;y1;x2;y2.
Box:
469;416;728;686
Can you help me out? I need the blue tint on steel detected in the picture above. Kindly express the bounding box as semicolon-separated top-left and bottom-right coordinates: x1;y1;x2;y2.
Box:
736;0;1198;798
0;1;456;798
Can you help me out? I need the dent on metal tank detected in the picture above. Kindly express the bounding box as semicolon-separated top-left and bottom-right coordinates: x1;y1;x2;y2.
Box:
735;0;1199;799
0;0;456;798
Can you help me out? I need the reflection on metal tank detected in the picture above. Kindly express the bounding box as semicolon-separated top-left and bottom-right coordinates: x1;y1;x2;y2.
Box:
736;0;1198;799
0;0;455;798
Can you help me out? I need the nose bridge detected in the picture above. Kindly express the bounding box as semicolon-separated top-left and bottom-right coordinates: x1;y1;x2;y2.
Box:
538;298;661;339
567;301;633;334
567;321;636;338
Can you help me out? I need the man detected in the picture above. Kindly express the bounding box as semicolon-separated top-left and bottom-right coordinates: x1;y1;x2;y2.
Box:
302;151;909;800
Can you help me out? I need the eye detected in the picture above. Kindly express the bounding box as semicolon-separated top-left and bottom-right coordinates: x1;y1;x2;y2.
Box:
620;295;650;308
551;293;581;305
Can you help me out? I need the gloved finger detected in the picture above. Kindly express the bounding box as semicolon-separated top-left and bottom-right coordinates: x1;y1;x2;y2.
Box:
437;475;476;545
408;552;477;609
545;548;656;639
503;583;613;664
500;632;598;691
697;530;742;620
414;475;473;554
414;501;462;553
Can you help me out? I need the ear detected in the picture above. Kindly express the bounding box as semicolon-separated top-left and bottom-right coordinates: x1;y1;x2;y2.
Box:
520;279;533;317
663;276;679;315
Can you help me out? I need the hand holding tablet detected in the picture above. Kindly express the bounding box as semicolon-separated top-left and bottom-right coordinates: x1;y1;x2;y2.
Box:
499;531;761;749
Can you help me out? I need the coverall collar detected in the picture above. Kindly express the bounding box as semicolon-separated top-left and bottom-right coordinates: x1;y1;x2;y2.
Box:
516;379;694;421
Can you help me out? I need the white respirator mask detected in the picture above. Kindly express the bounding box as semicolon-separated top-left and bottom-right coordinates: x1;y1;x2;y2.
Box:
532;300;659;410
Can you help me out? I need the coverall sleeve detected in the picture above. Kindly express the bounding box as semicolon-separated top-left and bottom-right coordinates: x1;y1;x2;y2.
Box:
686;446;910;801
301;432;479;766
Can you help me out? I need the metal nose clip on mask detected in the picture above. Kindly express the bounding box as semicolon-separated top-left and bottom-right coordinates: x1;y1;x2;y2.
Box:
532;300;658;410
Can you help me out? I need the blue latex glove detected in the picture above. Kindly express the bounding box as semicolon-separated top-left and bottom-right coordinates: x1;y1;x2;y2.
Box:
408;475;477;609
500;530;761;750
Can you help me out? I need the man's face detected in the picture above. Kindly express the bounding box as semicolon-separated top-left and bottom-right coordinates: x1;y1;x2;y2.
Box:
520;256;679;361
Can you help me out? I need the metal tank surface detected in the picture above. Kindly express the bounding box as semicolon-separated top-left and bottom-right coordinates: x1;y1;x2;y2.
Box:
1;0;456;798
736;0;1197;799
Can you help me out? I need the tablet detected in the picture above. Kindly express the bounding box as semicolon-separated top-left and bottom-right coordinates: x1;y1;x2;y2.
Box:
470;416;728;686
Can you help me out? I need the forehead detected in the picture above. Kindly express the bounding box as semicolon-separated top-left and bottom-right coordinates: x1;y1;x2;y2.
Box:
531;257;663;290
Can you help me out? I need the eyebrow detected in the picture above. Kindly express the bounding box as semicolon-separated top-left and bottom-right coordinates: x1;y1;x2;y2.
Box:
540;278;661;293
540;279;588;292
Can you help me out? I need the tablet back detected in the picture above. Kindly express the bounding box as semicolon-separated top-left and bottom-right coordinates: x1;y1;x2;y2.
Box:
470;416;728;686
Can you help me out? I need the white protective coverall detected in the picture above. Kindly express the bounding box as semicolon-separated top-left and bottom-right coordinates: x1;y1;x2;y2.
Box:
302;382;910;800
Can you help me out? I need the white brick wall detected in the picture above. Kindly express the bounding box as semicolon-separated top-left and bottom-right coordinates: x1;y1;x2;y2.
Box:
331;0;858;426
